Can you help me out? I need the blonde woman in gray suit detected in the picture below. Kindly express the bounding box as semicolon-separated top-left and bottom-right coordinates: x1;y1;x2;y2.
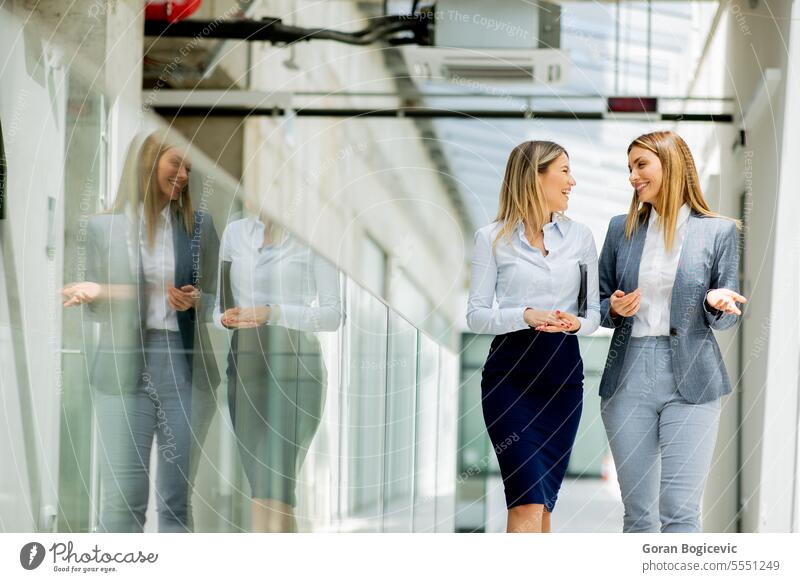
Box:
598;130;747;533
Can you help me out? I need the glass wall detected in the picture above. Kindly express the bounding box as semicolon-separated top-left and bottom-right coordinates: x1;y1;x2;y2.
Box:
0;11;458;533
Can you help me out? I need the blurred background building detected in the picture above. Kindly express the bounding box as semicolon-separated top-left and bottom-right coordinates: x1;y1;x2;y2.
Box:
0;0;798;532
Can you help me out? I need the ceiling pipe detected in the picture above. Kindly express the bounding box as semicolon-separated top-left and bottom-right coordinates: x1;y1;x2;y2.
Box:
144;14;431;46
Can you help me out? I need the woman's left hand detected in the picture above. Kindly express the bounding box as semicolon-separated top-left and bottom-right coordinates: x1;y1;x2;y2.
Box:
167;285;200;311
535;310;581;333
706;288;747;315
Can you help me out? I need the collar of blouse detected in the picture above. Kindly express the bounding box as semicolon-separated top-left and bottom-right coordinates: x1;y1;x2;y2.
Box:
516;213;568;243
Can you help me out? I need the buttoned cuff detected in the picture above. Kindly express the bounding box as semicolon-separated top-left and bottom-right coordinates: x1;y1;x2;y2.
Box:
702;291;724;320
214;310;228;331
521;307;530;329
564;318;583;335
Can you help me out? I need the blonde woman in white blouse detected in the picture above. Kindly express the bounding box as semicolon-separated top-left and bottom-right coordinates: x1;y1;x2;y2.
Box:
467;140;600;533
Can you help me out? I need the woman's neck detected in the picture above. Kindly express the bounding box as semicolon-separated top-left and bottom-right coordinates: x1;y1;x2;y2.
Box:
524;210;552;229
156;196;171;212
250;213;273;247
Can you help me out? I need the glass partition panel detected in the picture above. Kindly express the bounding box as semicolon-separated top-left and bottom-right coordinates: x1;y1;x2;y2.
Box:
456;334;494;532
382;312;418;532
294;275;345;533
0;9;460;535
59;76;108;534
341;279;387;531
435;347;459;532
413;332;439;532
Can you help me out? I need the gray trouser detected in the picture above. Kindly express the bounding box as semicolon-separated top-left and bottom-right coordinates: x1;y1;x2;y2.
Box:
600;336;721;533
95;330;197;533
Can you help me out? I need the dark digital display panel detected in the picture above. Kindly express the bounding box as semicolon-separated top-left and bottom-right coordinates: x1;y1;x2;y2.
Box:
607;97;658;114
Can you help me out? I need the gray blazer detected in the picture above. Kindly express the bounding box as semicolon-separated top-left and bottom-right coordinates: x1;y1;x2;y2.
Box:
84;208;220;394
598;210;741;404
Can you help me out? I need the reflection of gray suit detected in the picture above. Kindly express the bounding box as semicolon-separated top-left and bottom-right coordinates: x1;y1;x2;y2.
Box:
84;209;220;393
598;210;741;404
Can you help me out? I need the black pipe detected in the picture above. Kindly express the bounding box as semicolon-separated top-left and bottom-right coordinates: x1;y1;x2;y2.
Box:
144;15;430;46
146;18;288;42
152;105;733;123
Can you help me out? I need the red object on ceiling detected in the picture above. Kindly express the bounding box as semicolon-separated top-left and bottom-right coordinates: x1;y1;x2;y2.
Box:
145;1;202;23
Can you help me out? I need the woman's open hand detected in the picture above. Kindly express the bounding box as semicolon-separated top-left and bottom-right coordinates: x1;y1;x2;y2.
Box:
706;288;747;315
221;306;271;328
62;282;102;307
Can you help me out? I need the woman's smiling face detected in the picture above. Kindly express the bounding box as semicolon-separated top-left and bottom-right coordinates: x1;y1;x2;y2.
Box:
628;145;662;206
157;147;190;201
539;152;576;214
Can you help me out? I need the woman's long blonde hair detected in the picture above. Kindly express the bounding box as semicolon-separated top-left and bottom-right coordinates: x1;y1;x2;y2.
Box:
109;131;194;247
624;130;739;250
492;140;568;251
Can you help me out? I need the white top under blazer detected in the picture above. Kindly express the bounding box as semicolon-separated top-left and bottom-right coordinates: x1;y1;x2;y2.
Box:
138;203;179;332
632;203;691;337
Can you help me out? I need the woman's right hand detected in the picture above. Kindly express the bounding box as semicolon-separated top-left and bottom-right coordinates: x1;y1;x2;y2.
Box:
524;308;563;329
609;289;641;317
62;282;102;307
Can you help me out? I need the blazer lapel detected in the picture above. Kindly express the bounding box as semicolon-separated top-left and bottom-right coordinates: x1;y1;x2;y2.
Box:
108;214;134;282
172;209;190;288
670;212;700;327
124;211;147;332
622;217;648;292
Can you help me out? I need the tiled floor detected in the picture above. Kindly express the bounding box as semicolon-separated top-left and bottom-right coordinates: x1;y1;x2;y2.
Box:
476;475;624;533
551;477;623;533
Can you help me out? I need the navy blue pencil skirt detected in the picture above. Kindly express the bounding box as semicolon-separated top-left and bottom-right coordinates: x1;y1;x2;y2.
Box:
481;328;584;512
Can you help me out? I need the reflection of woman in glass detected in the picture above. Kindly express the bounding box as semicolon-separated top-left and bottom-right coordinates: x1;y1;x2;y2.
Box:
214;201;342;532
62;131;220;532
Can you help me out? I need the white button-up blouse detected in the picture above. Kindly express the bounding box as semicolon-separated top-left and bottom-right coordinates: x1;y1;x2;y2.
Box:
466;214;600;336
213;217;342;332
138;203;179;332
632;203;691;337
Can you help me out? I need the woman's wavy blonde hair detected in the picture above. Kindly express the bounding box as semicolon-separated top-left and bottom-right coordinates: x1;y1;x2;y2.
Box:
492;140;568;251
625;130;739;250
